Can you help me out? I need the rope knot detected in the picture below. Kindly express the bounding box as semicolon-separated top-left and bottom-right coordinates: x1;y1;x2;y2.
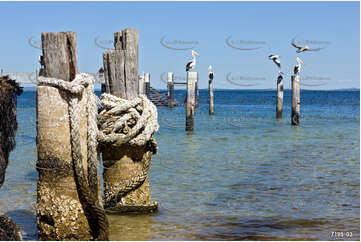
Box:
97;93;159;153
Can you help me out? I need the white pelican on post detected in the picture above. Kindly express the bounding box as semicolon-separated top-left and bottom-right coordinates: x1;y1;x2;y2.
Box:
186;50;200;72
38;55;44;67
268;54;281;69
208;65;214;80
294;57;303;74
291;37;323;53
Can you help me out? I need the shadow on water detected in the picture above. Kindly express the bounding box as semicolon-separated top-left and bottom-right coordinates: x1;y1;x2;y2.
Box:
108;213;157;241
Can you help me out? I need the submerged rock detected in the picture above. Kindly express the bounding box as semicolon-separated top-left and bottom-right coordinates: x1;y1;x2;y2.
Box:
0;215;22;240
0;75;23;188
0;76;23;240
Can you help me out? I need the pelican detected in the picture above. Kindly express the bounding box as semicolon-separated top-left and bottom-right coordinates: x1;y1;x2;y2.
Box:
186;50;200;72
268;55;281;69
38;55;44;67
208;65;214;80
294;57;303;74
291;37;323;53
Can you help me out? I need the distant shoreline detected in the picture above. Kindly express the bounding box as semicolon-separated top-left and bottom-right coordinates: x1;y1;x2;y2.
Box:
19;86;360;92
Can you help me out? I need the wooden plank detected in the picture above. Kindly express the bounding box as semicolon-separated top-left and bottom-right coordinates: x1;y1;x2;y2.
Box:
186;72;196;131
291;75;300;125
104;29;139;100
114;28;139;55
124;49;138;99
103;50;126;98
276;74;283;119
41;32;77;82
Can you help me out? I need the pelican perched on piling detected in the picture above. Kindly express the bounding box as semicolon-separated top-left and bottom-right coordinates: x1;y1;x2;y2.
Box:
268;55;281;69
208;65;214;80
294;57;303;75
291;37;323;53
186;50;200;72
38;55;44;67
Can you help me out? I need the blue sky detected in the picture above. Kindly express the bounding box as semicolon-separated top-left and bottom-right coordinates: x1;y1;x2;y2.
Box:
0;1;359;90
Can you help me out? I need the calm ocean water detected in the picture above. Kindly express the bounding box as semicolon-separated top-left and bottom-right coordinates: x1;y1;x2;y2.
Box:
0;89;359;240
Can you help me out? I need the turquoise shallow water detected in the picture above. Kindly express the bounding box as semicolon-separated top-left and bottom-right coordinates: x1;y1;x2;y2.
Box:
0;89;359;240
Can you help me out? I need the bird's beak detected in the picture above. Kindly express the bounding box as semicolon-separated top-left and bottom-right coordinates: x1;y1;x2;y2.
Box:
194;51;200;56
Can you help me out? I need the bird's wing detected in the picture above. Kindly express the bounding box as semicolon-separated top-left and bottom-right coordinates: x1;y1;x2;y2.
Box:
274;59;281;68
291;38;302;49
309;47;324;51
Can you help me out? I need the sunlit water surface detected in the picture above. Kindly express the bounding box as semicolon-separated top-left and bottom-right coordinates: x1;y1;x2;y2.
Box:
0;89;359;240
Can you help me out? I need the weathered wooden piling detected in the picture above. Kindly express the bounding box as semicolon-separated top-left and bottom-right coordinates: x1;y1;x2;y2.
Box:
167;72;175;108
186;72;197;131
144;73;150;97
195;78;199;108
209;77;214;115
291;75;300;125
36;32;95;240
102;29;157;212
138;74;145;95
276;74;283;119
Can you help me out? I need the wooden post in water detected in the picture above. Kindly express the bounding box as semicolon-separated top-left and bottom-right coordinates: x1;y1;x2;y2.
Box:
144;73;150;97
167;72;174;108
209;78;214;115
102;29;156;212
138;74;145;95
276;74;283;119
195;77;199;108
36;32;93;240
291;75;300;125
186;72;197;131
